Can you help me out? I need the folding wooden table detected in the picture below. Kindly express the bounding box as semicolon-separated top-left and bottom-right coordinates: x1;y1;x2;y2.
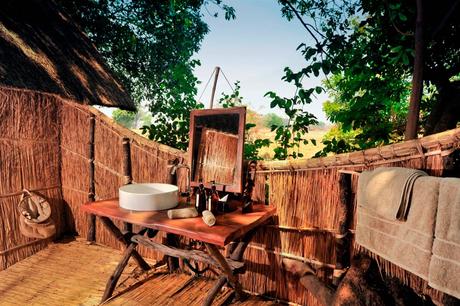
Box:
81;199;275;305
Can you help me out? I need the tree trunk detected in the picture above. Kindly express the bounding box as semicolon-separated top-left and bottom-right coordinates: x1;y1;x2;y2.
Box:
405;0;424;140
424;81;460;135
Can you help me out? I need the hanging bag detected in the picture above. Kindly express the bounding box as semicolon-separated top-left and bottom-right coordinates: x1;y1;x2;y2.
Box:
17;189;56;239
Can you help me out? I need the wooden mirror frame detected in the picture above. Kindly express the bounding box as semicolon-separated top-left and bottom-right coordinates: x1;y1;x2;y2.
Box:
188;106;246;193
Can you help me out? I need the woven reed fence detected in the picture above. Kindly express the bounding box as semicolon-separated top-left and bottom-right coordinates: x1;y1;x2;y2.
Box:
0;88;65;269
1;85;460;305
247;128;460;305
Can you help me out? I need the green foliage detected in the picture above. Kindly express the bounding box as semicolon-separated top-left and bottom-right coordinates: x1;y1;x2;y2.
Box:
59;0;235;150
112;109;137;129
219;82;271;160
276;0;460;156
314;125;360;157
263;113;285;129
219;81;243;108
265;76;319;159
112;107;154;130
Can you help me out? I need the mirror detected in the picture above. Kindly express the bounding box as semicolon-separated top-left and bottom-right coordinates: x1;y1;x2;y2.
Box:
188;107;246;193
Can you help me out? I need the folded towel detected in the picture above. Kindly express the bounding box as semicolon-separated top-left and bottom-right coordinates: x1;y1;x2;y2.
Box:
357;167;427;221
356;177;440;280
428;178;460;299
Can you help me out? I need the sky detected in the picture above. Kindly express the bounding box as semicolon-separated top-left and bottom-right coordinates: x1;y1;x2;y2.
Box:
194;0;329;122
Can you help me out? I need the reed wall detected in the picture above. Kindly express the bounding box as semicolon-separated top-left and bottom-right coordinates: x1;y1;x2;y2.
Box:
250;129;459;305
1;86;459;305
0;88;66;269
59;100;186;259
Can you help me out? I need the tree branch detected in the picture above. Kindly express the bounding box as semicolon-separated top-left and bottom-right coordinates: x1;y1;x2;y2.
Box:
281;0;321;46
385;0;413;36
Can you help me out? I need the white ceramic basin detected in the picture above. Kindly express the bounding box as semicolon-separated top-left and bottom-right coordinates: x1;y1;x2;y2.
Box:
119;183;178;211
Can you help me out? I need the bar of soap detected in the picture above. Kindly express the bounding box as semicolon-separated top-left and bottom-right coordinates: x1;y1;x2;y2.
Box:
167;207;198;219
202;210;216;226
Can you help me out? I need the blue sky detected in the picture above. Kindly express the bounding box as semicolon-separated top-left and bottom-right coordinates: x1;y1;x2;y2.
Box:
194;0;329;122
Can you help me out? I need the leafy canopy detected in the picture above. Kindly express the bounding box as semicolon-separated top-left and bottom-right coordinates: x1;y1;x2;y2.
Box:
274;0;460;157
59;0;235;150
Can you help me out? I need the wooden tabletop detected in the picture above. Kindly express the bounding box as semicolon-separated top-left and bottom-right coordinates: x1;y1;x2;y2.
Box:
81;199;276;247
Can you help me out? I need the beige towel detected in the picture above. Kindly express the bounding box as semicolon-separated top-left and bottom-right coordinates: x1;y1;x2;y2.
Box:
428;178;460;299
357;167;427;221
356;177;440;280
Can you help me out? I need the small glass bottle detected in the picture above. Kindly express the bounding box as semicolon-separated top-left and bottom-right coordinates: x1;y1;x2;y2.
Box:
209;181;219;214
197;183;207;214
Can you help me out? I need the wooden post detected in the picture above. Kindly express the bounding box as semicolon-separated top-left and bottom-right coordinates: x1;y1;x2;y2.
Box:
87;114;96;242
166;157;180;272
122;137;133;232
333;172;352;285
209;66;220;109
122;137;132;185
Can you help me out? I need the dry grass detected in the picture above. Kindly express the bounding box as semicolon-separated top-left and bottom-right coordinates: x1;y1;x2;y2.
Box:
250;127;328;160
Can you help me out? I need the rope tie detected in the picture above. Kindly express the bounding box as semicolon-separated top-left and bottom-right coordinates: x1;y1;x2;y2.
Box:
334;232;348;239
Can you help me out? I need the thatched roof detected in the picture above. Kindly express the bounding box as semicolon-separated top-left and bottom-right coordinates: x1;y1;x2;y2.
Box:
0;0;135;110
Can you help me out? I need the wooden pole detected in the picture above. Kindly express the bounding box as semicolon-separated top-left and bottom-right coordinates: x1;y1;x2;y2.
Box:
122;137;133;232
333;172;352;285
87;114;96;242
122;137;132;185
209;66;221;109
166;158;180;272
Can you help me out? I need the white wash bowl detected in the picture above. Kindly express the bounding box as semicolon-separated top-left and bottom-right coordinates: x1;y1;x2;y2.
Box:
119;183;178;211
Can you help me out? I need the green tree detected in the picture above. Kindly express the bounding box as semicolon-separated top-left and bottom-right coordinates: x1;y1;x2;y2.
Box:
112;107;154;129
218;82;271;160
112;109;137;129
263;113;285;129
58;0;235;150
274;0;460;156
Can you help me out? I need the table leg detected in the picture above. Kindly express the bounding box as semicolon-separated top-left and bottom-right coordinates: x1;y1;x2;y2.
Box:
202;275;227;306
166;233;181;272
205;243;244;302
229;228;258;262
202;227;261;305
100;216;150;271
101;242;137;302
99;223;158;303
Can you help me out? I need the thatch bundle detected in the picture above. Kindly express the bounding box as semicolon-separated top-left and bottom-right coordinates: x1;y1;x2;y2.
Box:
0;0;135;110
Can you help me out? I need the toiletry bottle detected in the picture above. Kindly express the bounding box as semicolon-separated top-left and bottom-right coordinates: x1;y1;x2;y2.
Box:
194;187;200;211
210;181;219;214
197;183;207;214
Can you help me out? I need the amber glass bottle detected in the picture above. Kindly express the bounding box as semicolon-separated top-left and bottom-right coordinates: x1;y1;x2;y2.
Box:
196;183;207;214
209;181;219;214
